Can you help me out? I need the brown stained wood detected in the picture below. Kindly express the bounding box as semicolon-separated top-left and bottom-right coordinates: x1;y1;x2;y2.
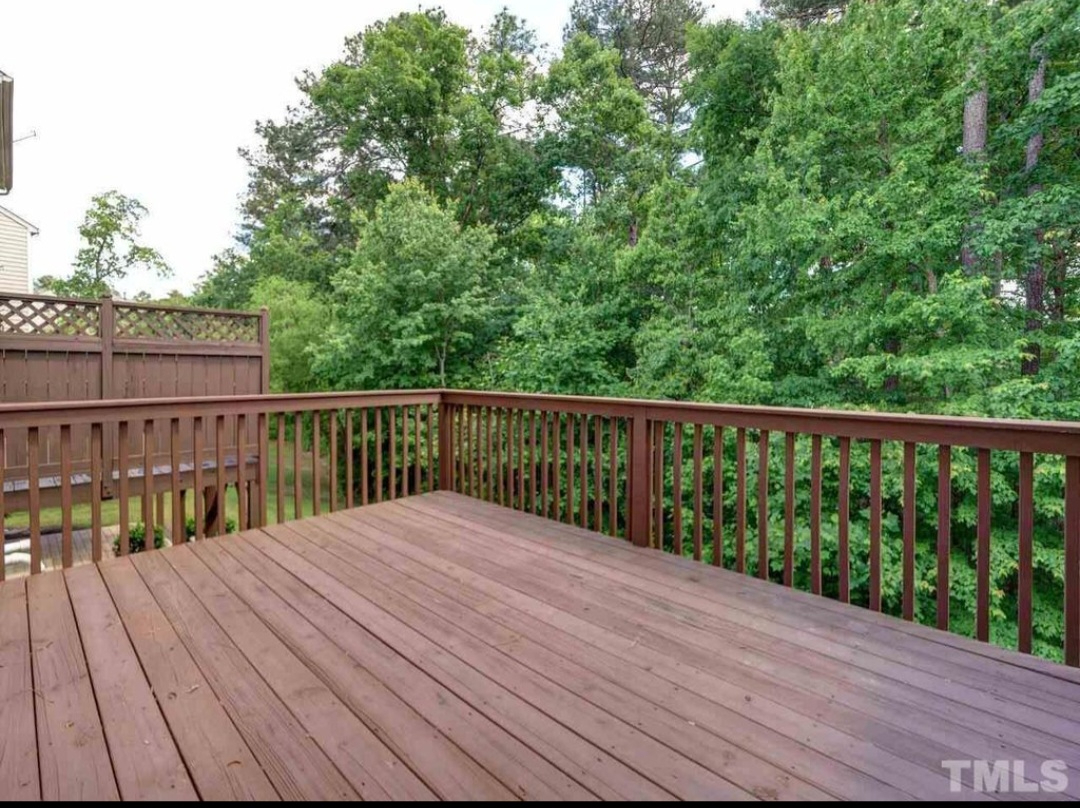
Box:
119;422;130;554
276;414;286;522
609;419;619;538
870;440;883;612
60;424;73;568
937;446;952;631
506;409;515;508
810;434;822;596
1067;457;1080;666
258;411;269;528
293;413;303;519
707;427;722;568
551;414;559;523
144;419;155;532
456;407;464;496
484;407;493;502
163;544;432;800
692;425;704;562
415;405;422;495
170;418;182;543
521;411;528;514
757;430;769;581
672;423;683;557
0;430;4;578
313;411;323;514
427;404;435;493
215;415;226;535
496;408;504;507
0;581;38;799
736;428;746;574
1019;452;1034;654
464;406;472;498
653;422;663;550
535;411;541;517
976;448;991;641
838;437;850;603
28;572;119;800
578;414;586;527
65;565;197;800
783;433;795;587
193;417;205;539
330;410;338;511
237;414;248;532
376;408;384;504
25;428;39;572
99;559;279;801
541;412;550;518
131;551;358;800
904;442;918;623
593;415;601;532
361;409;370;506
91;424;102;562
566;414;575;527
346;411;354;510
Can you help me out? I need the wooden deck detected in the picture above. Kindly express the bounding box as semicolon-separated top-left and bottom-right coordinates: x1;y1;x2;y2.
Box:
4;492;1080;801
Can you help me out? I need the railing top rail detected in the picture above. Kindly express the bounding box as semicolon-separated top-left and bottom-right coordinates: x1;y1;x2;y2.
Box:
0;390;443;428
442;390;1080;455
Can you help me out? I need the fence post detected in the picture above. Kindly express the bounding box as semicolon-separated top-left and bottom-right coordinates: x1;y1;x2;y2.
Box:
438;400;454;492
629;413;650;547
100;296;115;497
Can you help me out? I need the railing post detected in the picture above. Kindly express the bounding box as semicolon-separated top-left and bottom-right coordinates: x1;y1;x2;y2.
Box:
438;400;454;492
629;413;650;547
100;295;115;497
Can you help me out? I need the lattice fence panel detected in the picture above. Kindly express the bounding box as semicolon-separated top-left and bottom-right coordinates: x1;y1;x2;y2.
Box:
114;305;260;343
0;298;101;336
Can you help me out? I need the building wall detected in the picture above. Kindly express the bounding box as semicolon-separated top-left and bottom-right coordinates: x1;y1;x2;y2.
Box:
0;211;31;293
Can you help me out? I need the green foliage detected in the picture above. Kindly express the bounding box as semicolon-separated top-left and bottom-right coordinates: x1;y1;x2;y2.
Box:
113;523;165;555
183;516;236;538
40;191;171;298
250;276;324;393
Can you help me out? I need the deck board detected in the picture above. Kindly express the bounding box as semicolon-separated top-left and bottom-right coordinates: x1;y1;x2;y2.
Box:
4;491;1080;800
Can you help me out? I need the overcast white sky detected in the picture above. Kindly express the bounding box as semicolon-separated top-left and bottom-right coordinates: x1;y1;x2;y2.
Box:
1;0;758;299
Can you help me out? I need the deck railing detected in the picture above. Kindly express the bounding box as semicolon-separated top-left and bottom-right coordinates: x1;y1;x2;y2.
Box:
2;389;1080;666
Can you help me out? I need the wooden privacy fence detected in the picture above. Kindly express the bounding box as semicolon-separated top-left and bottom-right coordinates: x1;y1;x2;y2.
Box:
2;388;1080;668
0;293;268;511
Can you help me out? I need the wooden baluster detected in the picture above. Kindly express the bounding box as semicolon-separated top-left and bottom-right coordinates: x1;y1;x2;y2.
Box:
0;429;4;578
578;414;586;526
506;409;515;507
455;406;464;496
237;414;248;532
275;414;284;522
1065;456;1080;666
937;445;952;630
90;424;102;563
257;411;268;528
386;408;393;503
810;434;822;594
60;425;73;568
1018;452;1034;654
463;405;472;497
713;427;723;567
653;422;663;549
975;447;990;639
784;432;795;586
551;414;560;522
486;407;494;502
361;409;370;506
401;407;410;500
693;425;704;562
144;419;155;536
345;410;354;509
610;418;619;538
375;409;383;503
27;427;40;572
313;411;323;515
414;405;422;495
593;415;602;531
566;414;575;525
426;404;434;493
758;430;769;580
869;439;883;612
215;415;226;535
736;428;746;574
118;422;130;556
294;413;303;519
330;410;339;510
170;418;182;543
902;442;917;622
838;437;851;603
496;408;504;506
541;413;550;518
532;411;540;516
673;422;683;556
193;417;204;538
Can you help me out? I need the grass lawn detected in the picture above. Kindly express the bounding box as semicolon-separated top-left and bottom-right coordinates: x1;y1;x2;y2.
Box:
3;442;329;532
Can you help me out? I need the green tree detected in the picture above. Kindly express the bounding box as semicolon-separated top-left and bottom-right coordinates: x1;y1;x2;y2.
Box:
249;276;324;392
39;191;170;298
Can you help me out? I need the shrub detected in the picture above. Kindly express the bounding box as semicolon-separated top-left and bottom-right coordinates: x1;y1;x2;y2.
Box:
184;516;238;539
112;523;165;556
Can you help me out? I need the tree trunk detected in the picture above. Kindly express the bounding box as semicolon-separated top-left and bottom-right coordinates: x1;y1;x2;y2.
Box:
1021;49;1047;377
961;62;988;273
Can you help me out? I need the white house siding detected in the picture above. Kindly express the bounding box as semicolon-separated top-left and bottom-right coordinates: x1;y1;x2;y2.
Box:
0;208;33;293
